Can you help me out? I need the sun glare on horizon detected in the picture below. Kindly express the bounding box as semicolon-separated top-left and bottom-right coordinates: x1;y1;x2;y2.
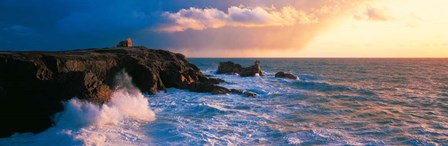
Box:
298;0;448;58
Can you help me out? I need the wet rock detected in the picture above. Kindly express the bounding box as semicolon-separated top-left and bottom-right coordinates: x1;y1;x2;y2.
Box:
207;77;225;84
230;89;257;98
0;46;222;137
216;61;243;75
217;61;263;77
240;61;263;77
211;87;231;95
275;72;298;80
230;89;244;94
243;91;257;98
204;74;214;77
186;82;230;95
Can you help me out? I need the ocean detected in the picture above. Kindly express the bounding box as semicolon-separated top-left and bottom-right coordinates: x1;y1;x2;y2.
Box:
1;58;447;145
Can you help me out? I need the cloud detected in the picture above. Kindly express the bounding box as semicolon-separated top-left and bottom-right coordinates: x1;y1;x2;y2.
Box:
0;0;370;55
355;5;394;21
158;6;318;32
143;0;369;54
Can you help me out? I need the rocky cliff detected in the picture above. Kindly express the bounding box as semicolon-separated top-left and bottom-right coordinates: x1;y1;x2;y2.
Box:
0;46;223;137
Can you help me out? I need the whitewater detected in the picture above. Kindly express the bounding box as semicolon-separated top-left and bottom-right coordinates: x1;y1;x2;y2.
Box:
1;58;447;145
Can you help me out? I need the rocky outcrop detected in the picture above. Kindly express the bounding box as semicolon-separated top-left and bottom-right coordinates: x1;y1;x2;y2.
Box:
187;83;257;97
186;82;230;94
229;89;257;98
243;92;257;98
217;61;263;77
275;72;298;80
0;46;227;137
216;61;242;75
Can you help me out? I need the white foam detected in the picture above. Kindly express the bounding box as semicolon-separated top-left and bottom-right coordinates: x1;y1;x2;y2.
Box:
0;71;156;146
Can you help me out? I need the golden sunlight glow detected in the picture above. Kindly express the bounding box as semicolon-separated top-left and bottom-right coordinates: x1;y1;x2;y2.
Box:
301;0;448;58
173;0;447;58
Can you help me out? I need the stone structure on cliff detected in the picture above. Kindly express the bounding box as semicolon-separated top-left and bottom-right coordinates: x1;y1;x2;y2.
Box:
0;46;248;137
116;38;132;47
217;61;263;77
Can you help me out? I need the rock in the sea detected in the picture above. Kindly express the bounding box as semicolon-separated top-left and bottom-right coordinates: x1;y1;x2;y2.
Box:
207;77;225;84
186;82;230;95
230;89;244;94
216;61;243;75
275;72;298;80
0;46;222;137
229;89;257;98
217;61;263;77
243;91;257;98
240;61;263;77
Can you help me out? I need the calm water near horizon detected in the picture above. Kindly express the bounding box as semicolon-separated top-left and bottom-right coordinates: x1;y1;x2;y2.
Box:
1;58;447;145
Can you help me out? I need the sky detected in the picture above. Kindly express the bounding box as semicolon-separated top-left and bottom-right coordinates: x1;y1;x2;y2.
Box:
0;0;447;57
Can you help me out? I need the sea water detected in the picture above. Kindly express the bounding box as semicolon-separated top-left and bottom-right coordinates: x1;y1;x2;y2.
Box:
1;58;447;145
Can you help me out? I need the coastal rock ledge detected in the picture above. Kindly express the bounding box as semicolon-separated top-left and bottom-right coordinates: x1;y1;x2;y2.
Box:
0;46;223;137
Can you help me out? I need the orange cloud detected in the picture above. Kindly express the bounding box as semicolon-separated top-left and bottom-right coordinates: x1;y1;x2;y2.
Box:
158;6;318;32
354;5;394;21
142;0;374;57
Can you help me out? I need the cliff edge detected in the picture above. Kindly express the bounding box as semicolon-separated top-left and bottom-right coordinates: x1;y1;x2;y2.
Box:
0;46;221;137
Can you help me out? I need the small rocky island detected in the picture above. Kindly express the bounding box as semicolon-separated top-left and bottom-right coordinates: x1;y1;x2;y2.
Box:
217;61;263;76
216;61;298;80
275;72;298;80
0;46;252;137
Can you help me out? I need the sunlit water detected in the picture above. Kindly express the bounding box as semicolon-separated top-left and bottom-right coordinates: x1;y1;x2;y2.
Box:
1;58;447;145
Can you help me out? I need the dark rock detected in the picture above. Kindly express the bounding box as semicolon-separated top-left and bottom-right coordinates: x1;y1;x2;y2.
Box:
186;82;230;95
230;89;257;98
0;46;221;137
211;87;231;95
230;89;244;94
243;91;257;98
275;72;298;80
207;77;225;84
216;61;243;75
216;61;263;77
240;61;263;77
0;87;5;97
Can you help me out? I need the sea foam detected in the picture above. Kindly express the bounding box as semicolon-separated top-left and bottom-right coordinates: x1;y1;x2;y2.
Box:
0;71;156;146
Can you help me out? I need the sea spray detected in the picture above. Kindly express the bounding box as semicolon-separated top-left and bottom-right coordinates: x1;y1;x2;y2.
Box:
55;70;156;128
0;70;156;146
109;70;156;122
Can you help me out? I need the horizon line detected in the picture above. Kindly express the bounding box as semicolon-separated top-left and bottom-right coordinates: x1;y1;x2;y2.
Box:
187;57;448;59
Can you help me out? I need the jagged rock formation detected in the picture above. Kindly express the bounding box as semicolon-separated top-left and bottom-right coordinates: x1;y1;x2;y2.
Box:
0;46;227;137
275;72;298;80
216;61;243;75
216;61;263;77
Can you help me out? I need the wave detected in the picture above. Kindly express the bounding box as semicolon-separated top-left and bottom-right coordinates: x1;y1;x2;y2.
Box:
0;71;156;146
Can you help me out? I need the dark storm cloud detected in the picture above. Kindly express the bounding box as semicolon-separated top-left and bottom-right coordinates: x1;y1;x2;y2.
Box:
0;0;206;50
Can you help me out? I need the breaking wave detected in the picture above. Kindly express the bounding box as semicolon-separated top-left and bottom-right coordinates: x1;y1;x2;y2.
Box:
0;71;156;146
